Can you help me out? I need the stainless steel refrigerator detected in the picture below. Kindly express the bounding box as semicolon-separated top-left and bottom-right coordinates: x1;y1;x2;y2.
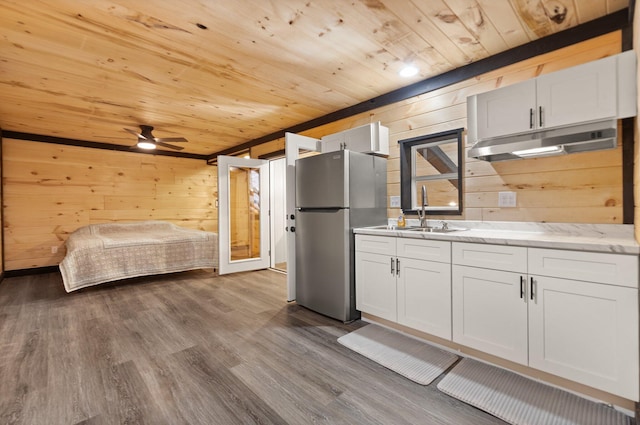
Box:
295;150;387;322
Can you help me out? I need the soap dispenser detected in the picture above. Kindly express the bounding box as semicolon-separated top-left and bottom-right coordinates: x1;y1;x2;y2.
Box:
397;210;406;228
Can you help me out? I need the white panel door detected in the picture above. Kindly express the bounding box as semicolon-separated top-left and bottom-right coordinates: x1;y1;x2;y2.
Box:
452;265;528;365
528;275;639;400
284;132;320;301
397;257;452;340
476;79;537;140
355;251;397;321
536;55;617;128
217;155;270;275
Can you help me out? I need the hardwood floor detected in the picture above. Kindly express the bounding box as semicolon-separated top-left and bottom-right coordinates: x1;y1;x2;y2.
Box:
0;269;507;425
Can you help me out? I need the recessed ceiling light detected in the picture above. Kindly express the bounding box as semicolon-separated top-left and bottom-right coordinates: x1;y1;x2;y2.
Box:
399;65;419;77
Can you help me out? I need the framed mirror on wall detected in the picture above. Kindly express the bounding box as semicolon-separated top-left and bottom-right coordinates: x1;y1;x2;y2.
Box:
399;128;464;215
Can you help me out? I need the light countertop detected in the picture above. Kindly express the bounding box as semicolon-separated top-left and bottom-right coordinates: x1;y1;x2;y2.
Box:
353;220;640;255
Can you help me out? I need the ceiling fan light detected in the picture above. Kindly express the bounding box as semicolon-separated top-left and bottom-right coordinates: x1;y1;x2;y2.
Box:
137;141;156;150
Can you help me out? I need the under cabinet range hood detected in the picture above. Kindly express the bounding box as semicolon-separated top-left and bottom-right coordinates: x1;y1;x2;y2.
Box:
467;120;617;162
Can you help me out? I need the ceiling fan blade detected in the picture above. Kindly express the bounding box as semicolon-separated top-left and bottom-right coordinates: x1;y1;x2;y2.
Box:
154;137;188;143
154;141;185;150
124;127;146;139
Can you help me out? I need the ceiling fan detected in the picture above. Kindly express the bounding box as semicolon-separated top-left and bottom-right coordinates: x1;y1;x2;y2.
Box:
124;125;187;151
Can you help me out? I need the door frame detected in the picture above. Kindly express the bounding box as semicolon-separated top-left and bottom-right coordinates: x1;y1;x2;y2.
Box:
285;132;321;301
217;155;270;275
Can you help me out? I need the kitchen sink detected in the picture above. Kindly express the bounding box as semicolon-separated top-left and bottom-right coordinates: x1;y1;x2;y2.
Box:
405;227;466;233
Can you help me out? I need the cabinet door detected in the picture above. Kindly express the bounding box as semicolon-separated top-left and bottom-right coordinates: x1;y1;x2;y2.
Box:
476;80;536;140
321;123;389;155
452;265;528;364
536;55;616;129
355;251;397;321
528;276;639;400
397;257;451;340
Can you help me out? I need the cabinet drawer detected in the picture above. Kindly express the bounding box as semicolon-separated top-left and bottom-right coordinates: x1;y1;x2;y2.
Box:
452;242;527;273
397;238;450;263
355;234;395;255
529;248;638;288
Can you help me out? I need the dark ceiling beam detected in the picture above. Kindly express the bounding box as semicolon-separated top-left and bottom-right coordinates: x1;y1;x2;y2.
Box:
2;131;209;161
207;8;631;160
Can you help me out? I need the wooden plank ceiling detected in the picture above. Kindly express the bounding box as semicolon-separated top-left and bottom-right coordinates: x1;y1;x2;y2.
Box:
0;0;629;156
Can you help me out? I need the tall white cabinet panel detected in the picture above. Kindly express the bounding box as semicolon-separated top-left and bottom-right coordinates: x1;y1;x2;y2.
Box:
397;257;451;339
528;276;639;400
452;265;528;364
475;80;536;140
536;55;616;129
355;250;397;322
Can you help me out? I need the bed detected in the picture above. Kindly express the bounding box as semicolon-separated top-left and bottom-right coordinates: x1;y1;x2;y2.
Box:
59;220;218;292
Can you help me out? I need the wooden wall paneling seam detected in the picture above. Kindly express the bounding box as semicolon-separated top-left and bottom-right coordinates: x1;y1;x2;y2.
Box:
207;9;630;159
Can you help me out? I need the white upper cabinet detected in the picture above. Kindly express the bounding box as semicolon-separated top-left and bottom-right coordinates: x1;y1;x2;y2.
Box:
536;55;616;129
321;122;389;155
469;51;637;143
476;80;537;140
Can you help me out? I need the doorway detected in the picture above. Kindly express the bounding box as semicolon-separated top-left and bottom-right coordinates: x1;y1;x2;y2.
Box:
269;158;287;272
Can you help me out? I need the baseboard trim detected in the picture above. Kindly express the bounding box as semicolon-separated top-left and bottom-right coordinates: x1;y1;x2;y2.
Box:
4;266;60;278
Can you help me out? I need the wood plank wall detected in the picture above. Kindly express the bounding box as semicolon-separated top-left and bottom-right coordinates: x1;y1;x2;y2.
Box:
0;31;628;271
253;31;625;224
2;139;216;270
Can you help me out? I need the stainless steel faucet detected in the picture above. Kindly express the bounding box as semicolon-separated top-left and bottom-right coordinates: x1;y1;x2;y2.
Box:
417;185;428;227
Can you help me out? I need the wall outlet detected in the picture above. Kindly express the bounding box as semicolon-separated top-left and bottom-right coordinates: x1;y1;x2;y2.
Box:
51;246;58;254
498;191;517;208
390;195;401;208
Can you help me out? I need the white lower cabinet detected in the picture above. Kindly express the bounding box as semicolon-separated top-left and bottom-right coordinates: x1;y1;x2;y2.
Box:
452;242;639;400
528;275;639;400
452;265;528;364
355;250;397;321
355;235;451;340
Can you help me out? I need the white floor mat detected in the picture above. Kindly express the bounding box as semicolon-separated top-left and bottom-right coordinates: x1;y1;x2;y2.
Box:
437;357;632;425
337;324;458;385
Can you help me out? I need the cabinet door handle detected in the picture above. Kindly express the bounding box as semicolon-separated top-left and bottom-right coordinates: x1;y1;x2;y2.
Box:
520;276;525;300
396;258;400;277
529;108;534;129
530;277;535;302
390;257;395;275
539;106;543;127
